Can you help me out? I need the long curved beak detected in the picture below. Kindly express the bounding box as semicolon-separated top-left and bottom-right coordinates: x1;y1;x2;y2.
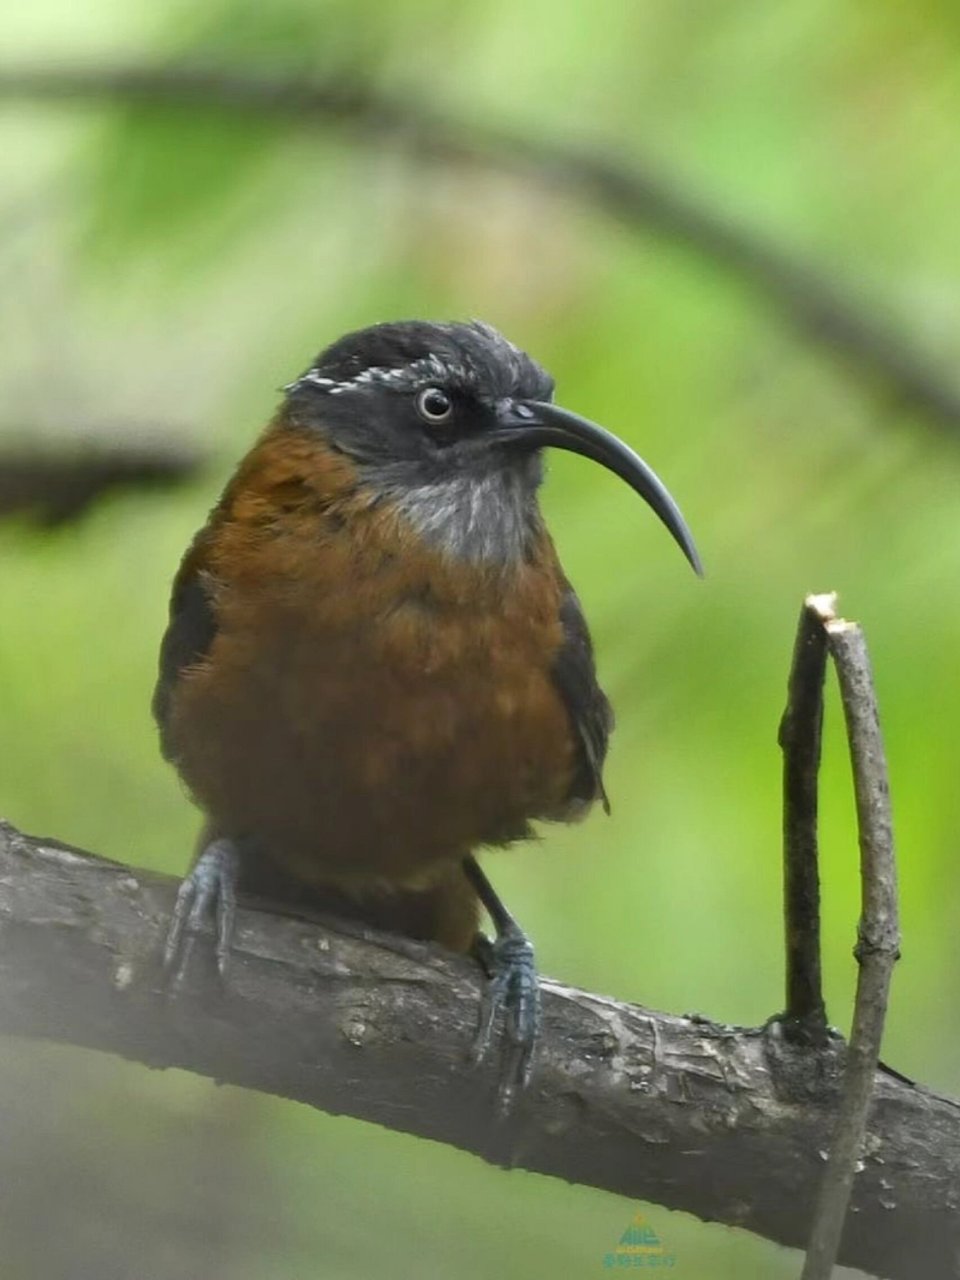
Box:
491;400;703;575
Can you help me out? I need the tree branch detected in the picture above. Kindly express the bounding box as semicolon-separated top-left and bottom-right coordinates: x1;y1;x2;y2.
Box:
0;820;955;1279
2;64;960;434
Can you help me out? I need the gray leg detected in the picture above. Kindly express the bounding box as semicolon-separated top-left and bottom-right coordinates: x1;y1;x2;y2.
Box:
463;854;541;1109
164;837;240;988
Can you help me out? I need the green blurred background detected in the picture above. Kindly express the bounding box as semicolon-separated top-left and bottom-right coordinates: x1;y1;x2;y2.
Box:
1;1;959;1277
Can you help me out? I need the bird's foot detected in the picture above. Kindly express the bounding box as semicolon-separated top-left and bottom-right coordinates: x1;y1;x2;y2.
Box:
473;924;541;1110
163;837;240;990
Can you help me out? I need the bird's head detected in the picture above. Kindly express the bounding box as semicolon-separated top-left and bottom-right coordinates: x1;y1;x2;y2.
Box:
284;319;701;572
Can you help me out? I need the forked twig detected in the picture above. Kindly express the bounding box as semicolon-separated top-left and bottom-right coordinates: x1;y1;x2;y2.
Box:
789;600;901;1280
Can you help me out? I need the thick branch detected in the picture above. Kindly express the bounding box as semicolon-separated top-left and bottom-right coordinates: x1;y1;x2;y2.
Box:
2;64;960;433
0;820;956;1279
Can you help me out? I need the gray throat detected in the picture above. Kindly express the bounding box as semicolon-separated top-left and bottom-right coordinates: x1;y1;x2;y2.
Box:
377;466;542;565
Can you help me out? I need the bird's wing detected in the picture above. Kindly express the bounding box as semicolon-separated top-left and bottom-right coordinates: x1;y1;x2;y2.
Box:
152;544;218;761
551;585;614;812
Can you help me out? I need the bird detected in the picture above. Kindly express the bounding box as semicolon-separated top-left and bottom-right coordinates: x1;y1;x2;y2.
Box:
154;319;701;1103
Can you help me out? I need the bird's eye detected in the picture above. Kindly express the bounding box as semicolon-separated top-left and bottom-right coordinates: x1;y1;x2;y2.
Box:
416;386;453;424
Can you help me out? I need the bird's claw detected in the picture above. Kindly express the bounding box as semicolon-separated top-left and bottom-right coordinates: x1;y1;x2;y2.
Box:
473;925;541;1110
163;838;239;990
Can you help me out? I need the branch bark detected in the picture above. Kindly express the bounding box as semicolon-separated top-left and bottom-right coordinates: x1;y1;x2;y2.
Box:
0;820;956;1279
2;64;960;434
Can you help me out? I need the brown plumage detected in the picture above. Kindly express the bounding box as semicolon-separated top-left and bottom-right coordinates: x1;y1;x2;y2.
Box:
163;421;580;948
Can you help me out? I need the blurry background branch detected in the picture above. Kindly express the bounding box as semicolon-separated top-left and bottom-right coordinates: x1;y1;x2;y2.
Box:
0;437;205;524
2;64;960;436
0;819;955;1280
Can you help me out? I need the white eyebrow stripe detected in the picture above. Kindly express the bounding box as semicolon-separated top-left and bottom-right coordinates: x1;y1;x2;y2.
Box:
295;355;474;395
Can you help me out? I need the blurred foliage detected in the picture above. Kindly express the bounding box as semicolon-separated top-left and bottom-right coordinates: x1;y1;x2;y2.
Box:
2;1;960;1277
